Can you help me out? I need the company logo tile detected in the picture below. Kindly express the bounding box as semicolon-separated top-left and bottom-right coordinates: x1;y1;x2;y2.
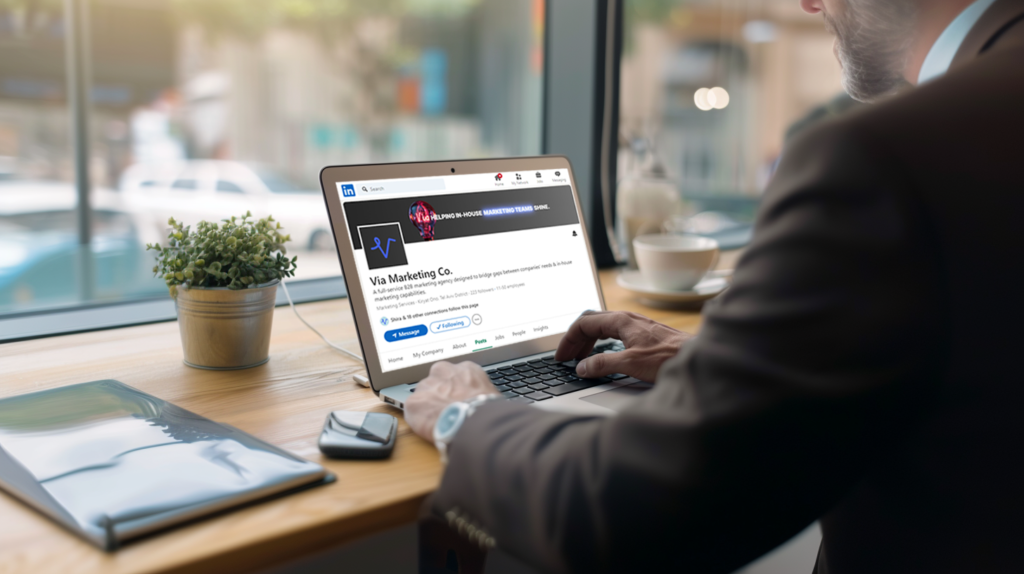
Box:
357;223;408;270
340;183;356;197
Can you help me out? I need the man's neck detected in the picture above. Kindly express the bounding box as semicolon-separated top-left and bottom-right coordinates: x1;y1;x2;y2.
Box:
904;0;976;84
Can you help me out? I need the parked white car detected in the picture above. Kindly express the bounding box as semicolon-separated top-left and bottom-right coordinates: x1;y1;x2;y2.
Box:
120;161;334;251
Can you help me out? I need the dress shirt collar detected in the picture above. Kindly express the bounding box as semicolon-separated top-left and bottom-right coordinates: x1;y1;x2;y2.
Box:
918;0;999;84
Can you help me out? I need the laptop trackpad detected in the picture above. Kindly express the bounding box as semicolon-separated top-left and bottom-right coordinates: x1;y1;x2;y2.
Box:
579;381;653;412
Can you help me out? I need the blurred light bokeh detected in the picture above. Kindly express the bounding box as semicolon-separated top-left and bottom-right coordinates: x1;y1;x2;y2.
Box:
618;0;846;203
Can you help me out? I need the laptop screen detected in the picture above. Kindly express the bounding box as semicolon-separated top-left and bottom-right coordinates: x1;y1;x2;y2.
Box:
334;169;602;373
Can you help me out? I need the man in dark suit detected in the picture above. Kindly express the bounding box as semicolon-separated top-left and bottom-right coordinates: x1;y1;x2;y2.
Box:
405;0;1024;571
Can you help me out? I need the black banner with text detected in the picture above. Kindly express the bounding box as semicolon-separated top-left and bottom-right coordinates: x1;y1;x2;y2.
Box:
343;186;579;249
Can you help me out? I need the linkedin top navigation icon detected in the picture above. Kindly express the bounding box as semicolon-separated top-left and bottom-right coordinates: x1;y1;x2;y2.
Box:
495;173;503;181
555;170;561;177
535;172;541;178
340;183;356;197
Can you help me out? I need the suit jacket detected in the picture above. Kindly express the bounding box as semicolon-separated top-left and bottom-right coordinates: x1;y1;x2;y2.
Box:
429;3;1024;572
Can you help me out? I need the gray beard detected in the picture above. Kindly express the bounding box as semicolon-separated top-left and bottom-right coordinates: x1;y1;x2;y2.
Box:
825;0;917;102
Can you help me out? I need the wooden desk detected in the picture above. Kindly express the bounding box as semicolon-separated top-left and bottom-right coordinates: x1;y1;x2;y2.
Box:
0;270;704;574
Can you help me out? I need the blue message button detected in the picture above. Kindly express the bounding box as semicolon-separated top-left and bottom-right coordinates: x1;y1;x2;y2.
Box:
384;325;428;343
430;316;470;334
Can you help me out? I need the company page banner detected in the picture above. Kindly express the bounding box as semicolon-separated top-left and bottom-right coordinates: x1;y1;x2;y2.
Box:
342;186;602;372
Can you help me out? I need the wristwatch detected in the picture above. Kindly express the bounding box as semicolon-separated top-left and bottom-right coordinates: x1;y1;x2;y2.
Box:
433;394;502;464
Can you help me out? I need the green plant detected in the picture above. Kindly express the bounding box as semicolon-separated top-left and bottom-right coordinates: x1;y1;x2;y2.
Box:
147;212;297;297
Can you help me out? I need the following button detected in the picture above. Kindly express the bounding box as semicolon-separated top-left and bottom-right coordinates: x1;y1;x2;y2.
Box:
430;316;470;334
384;325;428;343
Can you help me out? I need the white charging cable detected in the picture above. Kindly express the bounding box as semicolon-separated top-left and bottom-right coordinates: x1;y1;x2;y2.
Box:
280;279;364;363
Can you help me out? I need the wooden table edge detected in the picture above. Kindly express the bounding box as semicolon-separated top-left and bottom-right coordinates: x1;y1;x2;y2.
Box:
158;494;428;574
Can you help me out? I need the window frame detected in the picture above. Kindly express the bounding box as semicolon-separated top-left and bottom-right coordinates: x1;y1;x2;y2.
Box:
543;0;622;268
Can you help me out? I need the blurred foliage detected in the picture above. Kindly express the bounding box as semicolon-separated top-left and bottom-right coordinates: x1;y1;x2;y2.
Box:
626;0;680;23
147;212;296;297
403;0;479;17
0;0;64;38
170;0;397;40
0;0;479;36
169;0;477;40
168;0;472;159
623;0;683;53
0;0;61;9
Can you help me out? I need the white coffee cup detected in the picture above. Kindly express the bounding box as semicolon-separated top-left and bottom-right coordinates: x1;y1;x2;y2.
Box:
633;234;719;291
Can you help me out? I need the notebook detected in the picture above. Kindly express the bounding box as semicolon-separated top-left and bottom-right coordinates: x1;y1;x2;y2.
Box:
0;379;331;550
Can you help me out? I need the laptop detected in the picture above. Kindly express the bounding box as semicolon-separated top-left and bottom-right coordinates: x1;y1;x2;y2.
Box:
319;157;650;415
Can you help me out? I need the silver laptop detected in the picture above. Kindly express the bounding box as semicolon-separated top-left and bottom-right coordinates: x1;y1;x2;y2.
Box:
320;157;649;415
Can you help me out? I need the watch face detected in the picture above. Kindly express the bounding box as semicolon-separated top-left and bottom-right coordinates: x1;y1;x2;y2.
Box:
436;404;463;437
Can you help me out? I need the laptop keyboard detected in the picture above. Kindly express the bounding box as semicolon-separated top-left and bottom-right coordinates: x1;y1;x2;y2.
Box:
483;341;627;404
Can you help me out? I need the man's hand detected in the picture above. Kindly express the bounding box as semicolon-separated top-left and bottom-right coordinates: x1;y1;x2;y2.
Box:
555;310;694;382
405;361;499;441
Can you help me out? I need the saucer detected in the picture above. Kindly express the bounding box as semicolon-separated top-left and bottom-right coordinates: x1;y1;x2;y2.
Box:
616;269;730;309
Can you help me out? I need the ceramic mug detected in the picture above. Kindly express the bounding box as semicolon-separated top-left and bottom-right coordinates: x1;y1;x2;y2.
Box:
633;234;719;291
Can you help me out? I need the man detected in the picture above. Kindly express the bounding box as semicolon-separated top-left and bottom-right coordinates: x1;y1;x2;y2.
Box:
406;0;1024;571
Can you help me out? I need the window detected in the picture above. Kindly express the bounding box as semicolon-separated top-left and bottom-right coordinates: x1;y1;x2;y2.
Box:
617;0;847;242
0;0;545;321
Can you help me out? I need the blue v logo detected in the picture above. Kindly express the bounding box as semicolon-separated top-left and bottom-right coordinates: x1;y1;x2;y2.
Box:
359;224;407;270
371;237;396;258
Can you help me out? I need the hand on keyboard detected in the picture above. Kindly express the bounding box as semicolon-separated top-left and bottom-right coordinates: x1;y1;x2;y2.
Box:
554;311;694;382
405;361;499;441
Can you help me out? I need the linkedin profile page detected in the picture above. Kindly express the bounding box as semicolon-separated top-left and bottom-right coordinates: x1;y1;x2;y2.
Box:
342;184;602;372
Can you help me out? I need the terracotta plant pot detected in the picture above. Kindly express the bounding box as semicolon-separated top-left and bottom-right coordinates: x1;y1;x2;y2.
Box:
174;280;279;370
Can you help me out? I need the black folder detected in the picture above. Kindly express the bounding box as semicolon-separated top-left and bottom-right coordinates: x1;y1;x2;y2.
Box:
0;380;331;550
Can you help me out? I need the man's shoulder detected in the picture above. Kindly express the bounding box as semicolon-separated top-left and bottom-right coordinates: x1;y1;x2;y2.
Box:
800;41;1024;151
776;41;1024;201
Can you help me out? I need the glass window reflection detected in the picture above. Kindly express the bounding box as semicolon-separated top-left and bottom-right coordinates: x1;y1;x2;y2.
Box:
0;0;545;316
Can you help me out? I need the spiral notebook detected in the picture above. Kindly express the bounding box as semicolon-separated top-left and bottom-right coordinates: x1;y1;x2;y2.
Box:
0;380;331;551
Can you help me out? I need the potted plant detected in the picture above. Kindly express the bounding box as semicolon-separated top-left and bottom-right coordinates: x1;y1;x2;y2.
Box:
148;212;297;370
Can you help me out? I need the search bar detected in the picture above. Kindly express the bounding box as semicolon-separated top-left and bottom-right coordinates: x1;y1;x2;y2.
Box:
357;178;447;196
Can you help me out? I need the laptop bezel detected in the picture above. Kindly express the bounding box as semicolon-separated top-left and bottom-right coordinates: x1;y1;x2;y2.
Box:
319;156;607;393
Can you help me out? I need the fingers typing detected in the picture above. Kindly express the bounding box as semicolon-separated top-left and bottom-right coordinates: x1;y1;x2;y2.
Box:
576;349;633;378
555;311;630;361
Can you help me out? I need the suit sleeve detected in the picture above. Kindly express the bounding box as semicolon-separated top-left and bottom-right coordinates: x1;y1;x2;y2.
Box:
428;120;946;574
